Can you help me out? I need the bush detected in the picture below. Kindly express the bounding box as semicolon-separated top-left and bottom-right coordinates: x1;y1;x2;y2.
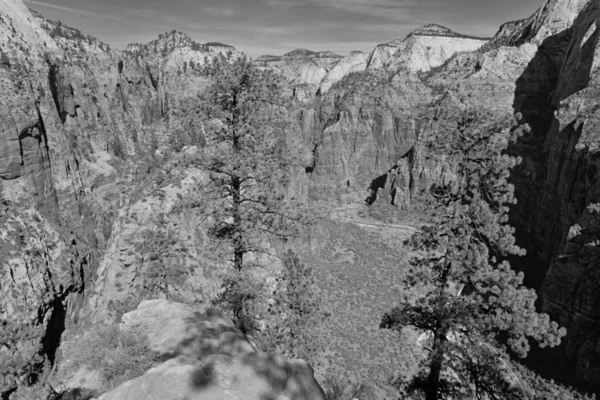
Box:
321;375;372;400
67;325;160;390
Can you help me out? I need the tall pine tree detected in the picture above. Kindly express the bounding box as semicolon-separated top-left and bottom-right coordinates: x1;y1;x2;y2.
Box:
188;57;305;330
381;109;566;400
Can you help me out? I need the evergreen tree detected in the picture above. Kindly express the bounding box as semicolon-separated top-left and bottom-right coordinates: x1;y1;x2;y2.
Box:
381;109;566;400
184;57;304;329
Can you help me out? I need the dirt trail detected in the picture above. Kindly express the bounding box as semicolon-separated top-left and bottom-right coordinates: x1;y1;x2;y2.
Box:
328;204;417;234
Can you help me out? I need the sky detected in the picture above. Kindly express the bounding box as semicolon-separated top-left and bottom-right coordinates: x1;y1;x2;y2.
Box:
24;0;544;58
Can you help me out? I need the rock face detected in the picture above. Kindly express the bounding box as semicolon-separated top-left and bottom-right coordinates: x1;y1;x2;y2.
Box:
4;0;600;395
93;300;326;400
0;1;246;395
291;0;600;392
319;51;369;94
408;0;600;393
367;24;489;73
255;49;344;102
125;31;244;113
523;0;600;392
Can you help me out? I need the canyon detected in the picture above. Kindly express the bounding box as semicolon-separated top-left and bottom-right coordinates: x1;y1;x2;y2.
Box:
1;0;600;397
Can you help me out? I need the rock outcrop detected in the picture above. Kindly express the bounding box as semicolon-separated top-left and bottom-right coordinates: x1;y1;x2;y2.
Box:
367;24;489;73
92;300;326;400
319;50;369;94
0;2;244;395
255;49;343;102
517;0;600;392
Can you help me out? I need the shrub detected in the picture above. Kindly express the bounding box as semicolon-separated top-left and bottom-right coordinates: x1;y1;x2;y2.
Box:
67;325;160;390
321;375;372;400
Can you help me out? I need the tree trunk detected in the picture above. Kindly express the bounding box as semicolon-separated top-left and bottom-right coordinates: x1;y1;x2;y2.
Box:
232;175;243;271
425;322;448;400
425;260;452;400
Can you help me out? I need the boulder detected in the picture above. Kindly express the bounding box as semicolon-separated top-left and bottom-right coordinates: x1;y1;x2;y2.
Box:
93;300;326;400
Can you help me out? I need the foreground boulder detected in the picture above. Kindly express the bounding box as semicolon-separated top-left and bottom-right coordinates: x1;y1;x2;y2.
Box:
93;300;326;400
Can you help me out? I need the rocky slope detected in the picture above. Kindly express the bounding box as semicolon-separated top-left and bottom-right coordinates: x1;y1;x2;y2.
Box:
0;1;267;397
87;300;326;400
4;0;600;396
125;31;244;114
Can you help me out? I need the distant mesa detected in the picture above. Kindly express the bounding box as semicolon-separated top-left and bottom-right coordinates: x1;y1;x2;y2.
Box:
408;23;492;40
125;30;237;55
204;42;235;48
284;48;317;57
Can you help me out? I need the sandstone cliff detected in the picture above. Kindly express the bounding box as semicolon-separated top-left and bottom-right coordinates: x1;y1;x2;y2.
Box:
367;24;489;73
0;2;236;395
254;49;343;102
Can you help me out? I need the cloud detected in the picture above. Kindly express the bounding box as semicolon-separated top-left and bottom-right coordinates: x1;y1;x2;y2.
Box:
24;0;130;21
201;6;235;17
25;0;176;29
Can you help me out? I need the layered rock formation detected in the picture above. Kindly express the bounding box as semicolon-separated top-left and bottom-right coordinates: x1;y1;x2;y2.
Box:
125;31;244;113
279;0;600;392
367;24;489;72
4;0;600;396
0;2;247;396
254;49;343;101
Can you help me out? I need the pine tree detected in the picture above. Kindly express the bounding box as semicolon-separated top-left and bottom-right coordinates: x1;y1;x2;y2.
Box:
182;57;305;329
381;109;566;400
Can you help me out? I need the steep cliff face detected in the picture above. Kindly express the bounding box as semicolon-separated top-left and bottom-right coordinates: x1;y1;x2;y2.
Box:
319;51;369;94
0;1;177;391
125;31;242;113
526;0;600;391
367;24;489;73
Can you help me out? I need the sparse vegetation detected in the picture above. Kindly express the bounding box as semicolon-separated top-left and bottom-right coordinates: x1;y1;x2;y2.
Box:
321;375;373;400
66;325;160;391
0;320;46;397
257;250;322;363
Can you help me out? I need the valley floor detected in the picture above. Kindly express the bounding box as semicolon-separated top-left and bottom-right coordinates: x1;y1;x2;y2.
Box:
300;202;421;397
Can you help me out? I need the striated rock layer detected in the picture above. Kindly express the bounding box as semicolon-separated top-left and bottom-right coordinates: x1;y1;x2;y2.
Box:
0;1;247;395
367;23;489;73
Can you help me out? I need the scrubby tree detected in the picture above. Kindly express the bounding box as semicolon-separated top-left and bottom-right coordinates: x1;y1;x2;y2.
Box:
381;109;566;400
258;250;321;361
184;57;304;329
0;320;46;397
135;214;188;299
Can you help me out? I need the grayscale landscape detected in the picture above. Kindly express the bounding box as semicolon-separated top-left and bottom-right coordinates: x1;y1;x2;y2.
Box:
0;0;599;399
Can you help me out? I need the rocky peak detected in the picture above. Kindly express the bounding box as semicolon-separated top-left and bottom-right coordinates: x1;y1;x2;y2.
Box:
32;10;112;55
367;24;488;72
490;0;589;46
409;23;490;40
269;48;341;61
0;0;57;68
126;30;207;57
283;48;317;58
